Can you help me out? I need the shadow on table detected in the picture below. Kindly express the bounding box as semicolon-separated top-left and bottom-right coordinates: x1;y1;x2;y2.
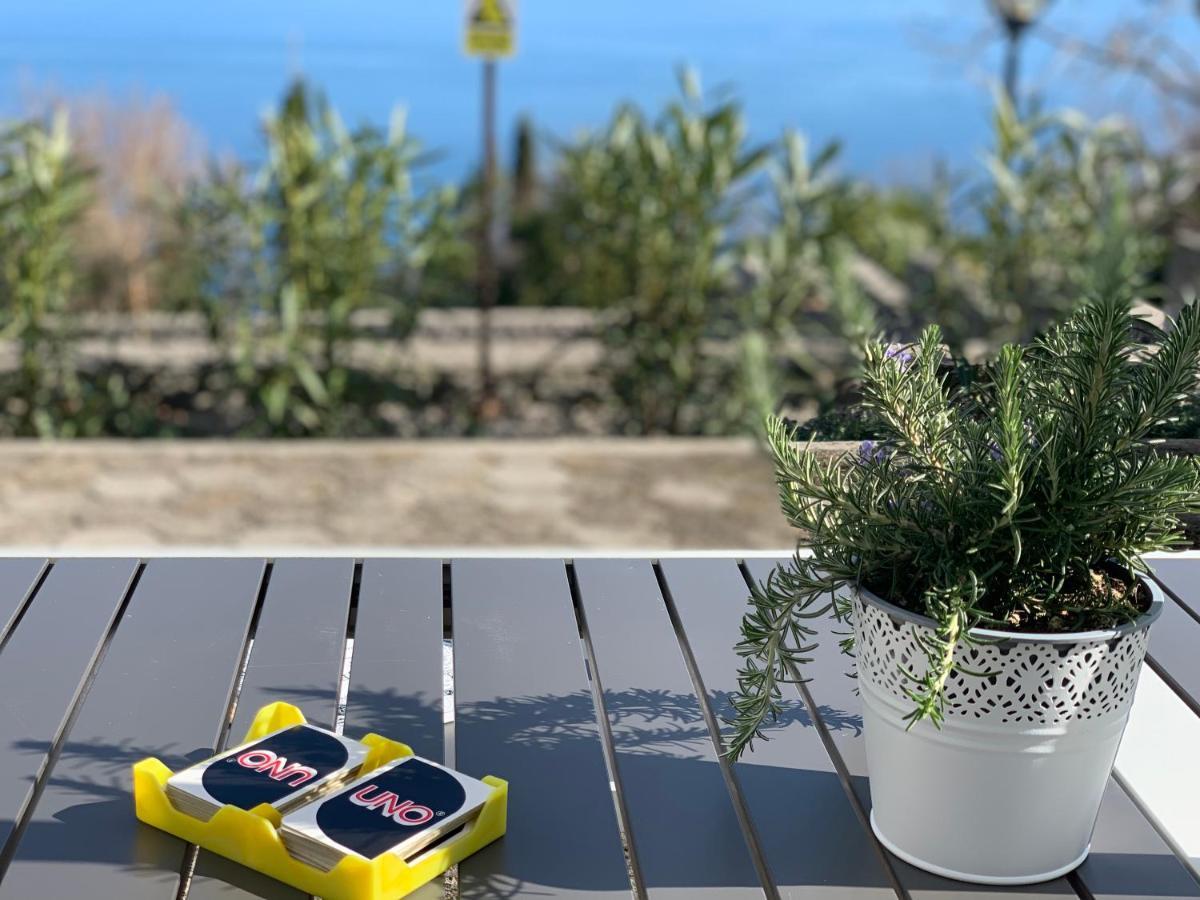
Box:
5;708;405;900
0;737;226;894
8;687;1195;899
265;685;924;897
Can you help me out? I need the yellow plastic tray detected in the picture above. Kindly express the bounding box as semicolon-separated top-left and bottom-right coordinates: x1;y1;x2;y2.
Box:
133;701;508;900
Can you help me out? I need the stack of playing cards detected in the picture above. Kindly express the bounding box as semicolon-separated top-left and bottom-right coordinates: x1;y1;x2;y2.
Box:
166;724;369;822
279;756;494;871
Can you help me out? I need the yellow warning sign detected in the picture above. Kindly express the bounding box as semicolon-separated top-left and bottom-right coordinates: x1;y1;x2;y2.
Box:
465;0;516;58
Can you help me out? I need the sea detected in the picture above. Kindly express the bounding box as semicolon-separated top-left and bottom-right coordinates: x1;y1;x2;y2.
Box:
0;0;1193;185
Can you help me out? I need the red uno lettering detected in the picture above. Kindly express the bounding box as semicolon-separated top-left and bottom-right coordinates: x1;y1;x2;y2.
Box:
349;784;435;826
235;749;318;787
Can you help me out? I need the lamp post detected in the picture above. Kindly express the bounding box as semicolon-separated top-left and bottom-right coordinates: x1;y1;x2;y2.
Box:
478;58;498;419
463;0;516;423
987;0;1051;110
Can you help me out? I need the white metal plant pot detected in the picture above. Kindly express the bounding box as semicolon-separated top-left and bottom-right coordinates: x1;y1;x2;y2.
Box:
852;578;1163;885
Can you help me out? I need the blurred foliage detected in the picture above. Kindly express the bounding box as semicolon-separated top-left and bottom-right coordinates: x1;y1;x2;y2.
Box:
0;74;1196;439
519;72;886;434
543;71;770;433
731;132;879;435
887;95;1176;347
0;112;99;436
969;95;1171;337
166;81;464;435
507;84;1183;435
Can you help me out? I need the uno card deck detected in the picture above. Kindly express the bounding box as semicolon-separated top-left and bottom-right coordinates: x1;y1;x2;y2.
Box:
279;755;494;870
135;702;508;900
166;724;369;821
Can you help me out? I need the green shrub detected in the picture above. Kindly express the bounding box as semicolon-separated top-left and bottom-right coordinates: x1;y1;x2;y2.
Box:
733;133;881;434
0;112;97;436
172;81;462;435
546;71;769;433
1;76;1192;440
902;97;1174;348
973;97;1167;335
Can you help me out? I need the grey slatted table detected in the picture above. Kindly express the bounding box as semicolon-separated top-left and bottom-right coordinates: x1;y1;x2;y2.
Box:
0;555;1197;900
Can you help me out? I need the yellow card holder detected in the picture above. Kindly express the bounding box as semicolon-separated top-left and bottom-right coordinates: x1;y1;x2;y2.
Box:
133;701;508;900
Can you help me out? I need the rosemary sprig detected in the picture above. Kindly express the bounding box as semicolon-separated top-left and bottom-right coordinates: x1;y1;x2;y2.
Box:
727;288;1200;761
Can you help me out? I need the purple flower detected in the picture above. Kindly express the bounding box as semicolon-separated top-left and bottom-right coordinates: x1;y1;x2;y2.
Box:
885;346;915;369
857;440;874;463
988;440;1003;462
858;440;890;465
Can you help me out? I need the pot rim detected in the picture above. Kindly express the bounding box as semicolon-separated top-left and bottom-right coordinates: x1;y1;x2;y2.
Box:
855;568;1164;644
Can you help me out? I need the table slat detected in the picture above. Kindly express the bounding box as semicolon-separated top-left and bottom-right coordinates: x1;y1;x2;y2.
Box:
574;558;767;899
0;558;138;854
658;558;898;899
742;558;1078;900
0;559;48;648
1149;556;1200;619
2;554;1189;898
1114;665;1200;886
345;559;444;758
228;558;356;738
186;558;355;900
0;558;264;900
1120;557;1200;886
342;559;445;900
1146;557;1200;714
452;559;630;899
1077;779;1200;900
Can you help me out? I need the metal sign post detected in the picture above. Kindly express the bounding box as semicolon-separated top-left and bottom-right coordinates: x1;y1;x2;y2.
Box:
464;0;515;421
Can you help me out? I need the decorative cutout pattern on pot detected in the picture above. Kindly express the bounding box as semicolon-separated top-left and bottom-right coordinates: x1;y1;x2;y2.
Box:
851;592;1149;725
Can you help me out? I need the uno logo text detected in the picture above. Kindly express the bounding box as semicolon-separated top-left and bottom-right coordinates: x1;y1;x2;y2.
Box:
348;784;436;826
233;749;318;787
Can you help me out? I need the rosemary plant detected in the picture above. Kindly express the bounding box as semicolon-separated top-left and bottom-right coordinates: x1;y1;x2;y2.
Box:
727;290;1200;760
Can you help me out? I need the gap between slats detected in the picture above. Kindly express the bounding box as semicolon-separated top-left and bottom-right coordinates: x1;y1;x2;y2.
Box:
651;561;780;900
732;561;1114;900
174;560;274;900
1145;654;1200;720
315;561;365;900
1086;564;1200;893
0;560;52;656
0;560;145;883
1150;570;1200;625
565;560;647;900
1110;767;1200;893
732;561;913;900
442;560;459;900
1067;871;1096;900
1147;572;1200;718
175;560;452;900
333;561;364;736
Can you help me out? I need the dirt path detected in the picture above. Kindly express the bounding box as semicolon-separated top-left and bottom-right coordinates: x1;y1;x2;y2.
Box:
0;438;795;551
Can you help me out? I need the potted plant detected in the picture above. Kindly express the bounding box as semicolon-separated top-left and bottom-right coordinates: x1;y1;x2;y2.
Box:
727;290;1200;884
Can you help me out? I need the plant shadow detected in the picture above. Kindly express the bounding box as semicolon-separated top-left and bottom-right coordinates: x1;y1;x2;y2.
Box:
7;685;1192;898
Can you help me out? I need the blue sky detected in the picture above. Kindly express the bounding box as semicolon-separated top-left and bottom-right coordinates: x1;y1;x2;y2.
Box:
0;1;1194;183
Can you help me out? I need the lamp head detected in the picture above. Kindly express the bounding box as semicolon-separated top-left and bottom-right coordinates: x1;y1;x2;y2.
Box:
988;0;1050;34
